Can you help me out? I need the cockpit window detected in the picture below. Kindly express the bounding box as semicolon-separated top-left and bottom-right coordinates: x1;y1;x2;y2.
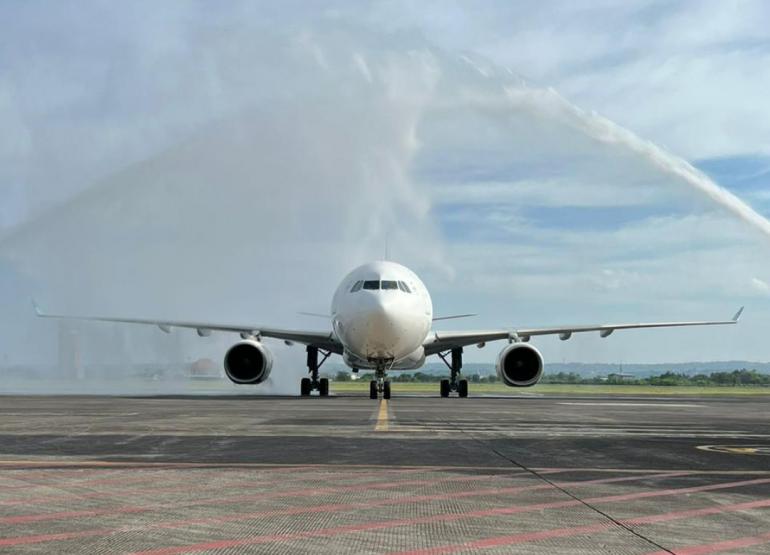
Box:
355;280;410;292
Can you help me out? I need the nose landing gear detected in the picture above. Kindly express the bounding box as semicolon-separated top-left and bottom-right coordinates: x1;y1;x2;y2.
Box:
368;379;391;400
300;346;332;397
438;347;468;398
369;360;393;400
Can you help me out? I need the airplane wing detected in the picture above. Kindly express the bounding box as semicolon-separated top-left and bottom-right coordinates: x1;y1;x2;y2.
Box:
33;301;343;354
423;307;744;356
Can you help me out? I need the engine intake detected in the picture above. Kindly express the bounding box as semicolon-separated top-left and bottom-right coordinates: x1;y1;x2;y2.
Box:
224;340;273;384
496;343;543;387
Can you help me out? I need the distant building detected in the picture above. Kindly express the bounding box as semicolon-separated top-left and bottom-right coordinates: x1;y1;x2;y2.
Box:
189;358;223;379
607;372;635;381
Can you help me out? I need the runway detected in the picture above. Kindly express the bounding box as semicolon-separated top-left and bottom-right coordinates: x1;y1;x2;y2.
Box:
0;393;769;554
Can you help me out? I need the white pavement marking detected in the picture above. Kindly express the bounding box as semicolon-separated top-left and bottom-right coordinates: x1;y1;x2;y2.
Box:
558;402;701;408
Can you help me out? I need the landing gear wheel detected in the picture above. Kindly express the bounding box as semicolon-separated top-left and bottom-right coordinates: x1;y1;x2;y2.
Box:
369;380;378;400
440;379;450;398
319;378;329;397
383;381;391;400
300;377;311;397
458;379;468;398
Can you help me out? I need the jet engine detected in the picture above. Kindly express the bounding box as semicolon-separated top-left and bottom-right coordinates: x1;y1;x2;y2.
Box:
496;343;543;387
224;340;273;384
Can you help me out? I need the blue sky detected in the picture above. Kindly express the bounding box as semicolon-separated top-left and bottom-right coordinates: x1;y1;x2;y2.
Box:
1;1;770;366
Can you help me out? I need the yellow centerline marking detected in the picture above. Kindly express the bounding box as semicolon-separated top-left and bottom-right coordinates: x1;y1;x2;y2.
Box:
374;399;389;432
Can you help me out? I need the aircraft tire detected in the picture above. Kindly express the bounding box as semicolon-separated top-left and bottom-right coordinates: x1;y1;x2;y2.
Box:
458;379;468;398
383;381;391;400
440;379;450;398
319;378;329;397
300;378;312;397
369;380;378;400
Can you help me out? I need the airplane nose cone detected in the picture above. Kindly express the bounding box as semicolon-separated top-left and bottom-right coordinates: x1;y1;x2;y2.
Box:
359;295;409;359
338;288;427;363
367;299;396;340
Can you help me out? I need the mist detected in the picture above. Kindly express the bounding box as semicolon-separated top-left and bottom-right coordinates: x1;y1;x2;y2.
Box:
2;5;769;391
502;84;770;240
0;22;446;393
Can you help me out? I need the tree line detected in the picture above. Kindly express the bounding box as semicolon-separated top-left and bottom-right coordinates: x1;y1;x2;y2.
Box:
540;369;770;386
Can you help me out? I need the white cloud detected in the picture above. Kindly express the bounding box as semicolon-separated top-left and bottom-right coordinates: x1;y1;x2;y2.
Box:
383;0;770;159
751;277;770;295
2;1;770;369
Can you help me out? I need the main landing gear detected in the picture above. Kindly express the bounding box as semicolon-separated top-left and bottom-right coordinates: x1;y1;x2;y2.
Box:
437;347;468;398
369;360;392;400
300;346;332;397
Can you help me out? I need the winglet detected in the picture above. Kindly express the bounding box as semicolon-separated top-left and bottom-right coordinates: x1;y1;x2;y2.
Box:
31;298;44;317
432;313;478;322
733;306;744;322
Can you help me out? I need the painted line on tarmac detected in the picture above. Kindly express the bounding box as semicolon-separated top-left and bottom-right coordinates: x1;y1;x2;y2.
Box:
532;467;770;475
0;468;504;512
374;399;390;431
126;477;770;555
0;464;433;493
0;459;770;480
4;460;770;475
558;402;701;408
0;455;510;472
0;468;518;511
641;529;770;555
0;471;683;544
389;497;770;555
698;444;770;456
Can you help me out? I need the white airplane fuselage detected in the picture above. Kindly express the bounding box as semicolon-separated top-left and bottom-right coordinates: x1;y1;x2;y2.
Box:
331;261;432;370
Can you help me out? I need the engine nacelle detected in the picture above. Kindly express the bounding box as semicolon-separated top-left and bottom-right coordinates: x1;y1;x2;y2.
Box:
496;343;543;387
224;340;273;385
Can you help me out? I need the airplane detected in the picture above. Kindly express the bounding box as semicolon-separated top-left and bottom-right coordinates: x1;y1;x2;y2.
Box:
34;260;744;399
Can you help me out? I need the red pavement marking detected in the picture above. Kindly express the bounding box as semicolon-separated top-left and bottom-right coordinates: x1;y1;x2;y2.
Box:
137;472;690;532
0;464;325;490
0;470;531;523
0;469;660;527
0;464;368;492
127;477;770;555
628;498;770;525
0;469;526;508
352;471;692;508
0;471;697;549
642;531;770;555
4;470;678;528
0;507;147;525
401;523;614;555
0;491;110;507
0;464;524;496
0;469;117;481
389;498;770;555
